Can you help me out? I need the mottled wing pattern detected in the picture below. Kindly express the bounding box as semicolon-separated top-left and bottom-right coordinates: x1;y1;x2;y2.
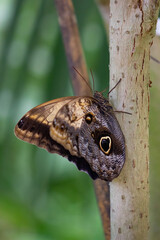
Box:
14;96;94;155
50;97;94;156
15;92;125;181
14;96;77;152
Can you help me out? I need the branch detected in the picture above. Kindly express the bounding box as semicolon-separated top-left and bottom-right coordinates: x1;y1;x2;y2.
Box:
54;0;91;97
54;0;110;239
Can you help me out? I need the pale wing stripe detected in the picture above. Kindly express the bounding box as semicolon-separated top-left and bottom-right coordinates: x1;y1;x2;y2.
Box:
20;98;75;141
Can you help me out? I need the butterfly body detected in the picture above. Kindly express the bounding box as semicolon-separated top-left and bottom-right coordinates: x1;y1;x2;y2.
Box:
15;91;125;181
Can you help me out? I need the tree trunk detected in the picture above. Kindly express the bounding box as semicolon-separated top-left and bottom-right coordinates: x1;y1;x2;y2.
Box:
109;1;159;239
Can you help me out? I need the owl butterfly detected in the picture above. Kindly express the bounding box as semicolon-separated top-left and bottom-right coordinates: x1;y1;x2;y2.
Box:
14;80;125;181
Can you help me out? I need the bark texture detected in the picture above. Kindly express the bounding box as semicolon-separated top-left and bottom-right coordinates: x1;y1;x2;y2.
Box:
109;1;159;239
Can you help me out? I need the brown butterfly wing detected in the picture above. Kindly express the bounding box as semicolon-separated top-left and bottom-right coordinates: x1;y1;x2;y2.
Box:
49;97;94;156
14;96;99;179
15;92;126;181
14;97;77;152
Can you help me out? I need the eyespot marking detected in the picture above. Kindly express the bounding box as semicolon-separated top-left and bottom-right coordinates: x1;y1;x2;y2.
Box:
18;118;25;129
60;124;65;130
85;113;93;124
99;136;112;155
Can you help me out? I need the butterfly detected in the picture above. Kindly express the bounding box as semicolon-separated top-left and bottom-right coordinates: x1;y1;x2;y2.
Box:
14;87;125;181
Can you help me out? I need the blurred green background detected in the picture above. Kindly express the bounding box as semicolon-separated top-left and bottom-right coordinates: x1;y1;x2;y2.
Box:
0;0;159;239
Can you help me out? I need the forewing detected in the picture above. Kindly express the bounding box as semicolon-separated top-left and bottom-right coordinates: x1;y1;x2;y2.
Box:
14;96;77;152
15;95;99;180
50;96;94;156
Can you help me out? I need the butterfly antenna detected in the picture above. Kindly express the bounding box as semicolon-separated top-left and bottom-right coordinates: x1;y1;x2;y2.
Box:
90;69;95;92
150;55;160;64
100;86;108;94
108;78;122;96
113;110;132;115
73;66;92;92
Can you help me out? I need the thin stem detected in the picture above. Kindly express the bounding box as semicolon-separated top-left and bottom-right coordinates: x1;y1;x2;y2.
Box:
54;0;110;239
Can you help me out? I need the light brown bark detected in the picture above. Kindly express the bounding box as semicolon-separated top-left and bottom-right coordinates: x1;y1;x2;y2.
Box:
109;1;159;239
